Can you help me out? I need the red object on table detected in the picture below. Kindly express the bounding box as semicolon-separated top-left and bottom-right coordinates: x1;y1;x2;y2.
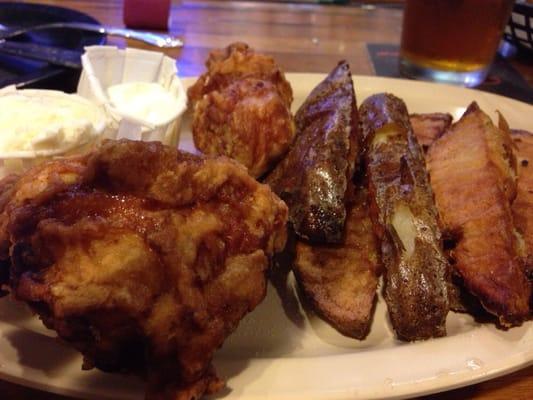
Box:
123;0;170;30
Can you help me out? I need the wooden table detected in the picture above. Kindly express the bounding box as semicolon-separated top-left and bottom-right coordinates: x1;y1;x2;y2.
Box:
2;1;532;399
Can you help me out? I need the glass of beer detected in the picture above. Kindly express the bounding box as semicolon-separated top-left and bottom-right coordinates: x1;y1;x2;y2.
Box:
399;0;514;87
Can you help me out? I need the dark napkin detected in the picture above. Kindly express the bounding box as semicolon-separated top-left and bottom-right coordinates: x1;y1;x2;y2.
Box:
368;43;533;104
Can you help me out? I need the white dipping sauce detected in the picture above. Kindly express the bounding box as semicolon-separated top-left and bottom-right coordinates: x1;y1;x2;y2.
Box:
107;82;180;126
0;90;106;155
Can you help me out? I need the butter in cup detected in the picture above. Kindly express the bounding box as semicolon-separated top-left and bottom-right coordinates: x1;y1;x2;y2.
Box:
77;45;187;147
107;81;182;126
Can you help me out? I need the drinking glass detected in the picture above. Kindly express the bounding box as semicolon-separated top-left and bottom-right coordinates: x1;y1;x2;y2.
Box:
399;0;514;87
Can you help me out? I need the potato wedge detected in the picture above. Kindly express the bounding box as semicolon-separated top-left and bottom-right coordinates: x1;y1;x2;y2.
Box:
360;93;450;341
294;188;380;339
410;112;452;150
266;61;359;244
427;104;531;326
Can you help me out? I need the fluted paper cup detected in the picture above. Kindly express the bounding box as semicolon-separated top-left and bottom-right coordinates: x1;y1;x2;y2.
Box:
77;45;187;146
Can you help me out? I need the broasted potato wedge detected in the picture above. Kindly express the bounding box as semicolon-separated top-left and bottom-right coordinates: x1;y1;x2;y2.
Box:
511;129;533;295
266;61;359;244
410;112;452;150
360;93;450;341
427;104;531;326
294;188;380;339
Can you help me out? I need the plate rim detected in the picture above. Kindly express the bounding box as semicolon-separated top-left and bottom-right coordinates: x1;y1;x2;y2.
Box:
182;72;533;109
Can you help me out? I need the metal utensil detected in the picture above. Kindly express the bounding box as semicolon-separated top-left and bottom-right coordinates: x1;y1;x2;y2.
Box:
0;22;183;48
0;39;82;68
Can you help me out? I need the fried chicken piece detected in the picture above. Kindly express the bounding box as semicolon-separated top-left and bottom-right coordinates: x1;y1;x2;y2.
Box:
0;139;288;400
293;188;380;339
360;93;450;341
188;43;295;178
0;174;19;295
427;104;531;326
512;129;533;281
266;61;359;244
410;112;453;150
187;42;293;107
192;78;295;178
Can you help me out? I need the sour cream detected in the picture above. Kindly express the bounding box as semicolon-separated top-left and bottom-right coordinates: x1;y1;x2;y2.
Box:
0;89;107;156
107;82;180;126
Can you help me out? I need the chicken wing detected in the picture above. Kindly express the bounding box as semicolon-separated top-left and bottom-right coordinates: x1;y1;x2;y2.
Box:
0;140;288;400
192;78;295;178
427;104;531;326
360;93;450;341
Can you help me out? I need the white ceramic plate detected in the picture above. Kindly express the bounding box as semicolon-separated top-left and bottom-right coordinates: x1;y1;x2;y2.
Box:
0;74;531;400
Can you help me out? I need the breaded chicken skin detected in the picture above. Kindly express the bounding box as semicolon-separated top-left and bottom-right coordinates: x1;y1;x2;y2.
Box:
187;42;293;107
193;78;295;178
189;43;295;178
512;130;533;283
0;140;287;400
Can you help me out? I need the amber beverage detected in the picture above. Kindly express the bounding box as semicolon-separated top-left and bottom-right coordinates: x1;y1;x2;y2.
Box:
400;0;514;87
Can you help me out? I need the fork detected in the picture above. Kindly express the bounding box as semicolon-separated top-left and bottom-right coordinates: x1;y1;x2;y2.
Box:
0;22;183;48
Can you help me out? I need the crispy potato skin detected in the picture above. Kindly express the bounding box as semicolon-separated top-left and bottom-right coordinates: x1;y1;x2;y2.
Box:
294;188;380;339
0;140;288;400
360;93;450;341
268;61;377;338
192;78;295;178
266;61;359;244
427;104;531;325
410;113;452;150
511;130;533;307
